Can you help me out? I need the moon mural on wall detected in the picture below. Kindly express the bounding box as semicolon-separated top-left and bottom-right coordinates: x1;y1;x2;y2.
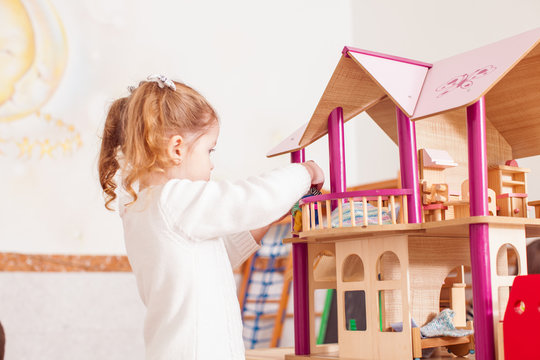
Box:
0;0;81;158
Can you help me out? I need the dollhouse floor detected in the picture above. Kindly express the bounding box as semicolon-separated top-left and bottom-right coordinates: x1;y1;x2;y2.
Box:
246;347;475;360
289;216;540;243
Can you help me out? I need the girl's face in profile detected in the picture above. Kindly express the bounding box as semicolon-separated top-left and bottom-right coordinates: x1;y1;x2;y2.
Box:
174;123;219;182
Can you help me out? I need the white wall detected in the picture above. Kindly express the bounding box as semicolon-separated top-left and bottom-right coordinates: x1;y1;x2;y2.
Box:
349;0;540;202
0;0;352;254
3;1;539;254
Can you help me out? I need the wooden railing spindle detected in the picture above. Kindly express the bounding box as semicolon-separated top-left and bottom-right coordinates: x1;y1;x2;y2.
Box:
349;198;356;227
317;202;323;229
326;200;331;228
403;196;408;224
338;200;343;227
377;196;383;225
362;197;368;227
302;204;309;231
310;202;316;229
390;195;396;224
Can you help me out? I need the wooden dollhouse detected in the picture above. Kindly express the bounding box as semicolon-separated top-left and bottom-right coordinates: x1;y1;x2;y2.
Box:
267;28;540;360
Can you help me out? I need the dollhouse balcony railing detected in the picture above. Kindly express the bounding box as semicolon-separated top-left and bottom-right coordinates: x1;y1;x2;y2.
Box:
298;189;413;232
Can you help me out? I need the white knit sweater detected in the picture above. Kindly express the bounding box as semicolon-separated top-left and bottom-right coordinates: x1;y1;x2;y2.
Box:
121;164;311;360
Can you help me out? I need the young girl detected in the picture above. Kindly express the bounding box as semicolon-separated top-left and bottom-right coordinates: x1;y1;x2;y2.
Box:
98;75;324;359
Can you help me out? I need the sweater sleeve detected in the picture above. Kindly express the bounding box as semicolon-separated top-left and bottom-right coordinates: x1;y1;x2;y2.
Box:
159;164;311;240
222;231;260;269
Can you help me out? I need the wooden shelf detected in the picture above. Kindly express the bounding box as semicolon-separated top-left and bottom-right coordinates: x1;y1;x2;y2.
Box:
489;165;530;173
502;180;525;186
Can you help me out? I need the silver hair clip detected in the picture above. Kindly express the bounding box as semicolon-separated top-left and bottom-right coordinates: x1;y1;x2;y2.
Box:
147;74;176;91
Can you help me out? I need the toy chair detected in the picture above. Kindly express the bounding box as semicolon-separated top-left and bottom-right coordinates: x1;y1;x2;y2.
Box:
444;180;497;218
421;182;449;222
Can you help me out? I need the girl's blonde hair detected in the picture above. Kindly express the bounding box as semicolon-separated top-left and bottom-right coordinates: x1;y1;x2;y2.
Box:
98;80;217;210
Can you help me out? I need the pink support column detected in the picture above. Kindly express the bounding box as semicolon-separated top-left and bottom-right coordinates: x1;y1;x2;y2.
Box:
396;107;422;223
291;149;310;355
328;107;347;208
291;107;346;355
467;97;495;360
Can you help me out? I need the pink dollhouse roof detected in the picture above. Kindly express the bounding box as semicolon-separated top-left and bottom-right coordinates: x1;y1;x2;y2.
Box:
266;122;308;157
268;27;540;159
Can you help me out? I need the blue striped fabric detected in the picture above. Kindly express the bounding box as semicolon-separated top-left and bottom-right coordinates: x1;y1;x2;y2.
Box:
330;201;398;227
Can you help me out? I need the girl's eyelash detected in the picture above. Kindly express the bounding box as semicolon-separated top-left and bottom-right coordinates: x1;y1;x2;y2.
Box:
209;148;216;153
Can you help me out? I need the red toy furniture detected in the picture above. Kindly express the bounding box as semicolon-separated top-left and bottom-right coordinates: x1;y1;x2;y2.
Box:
503;275;540;360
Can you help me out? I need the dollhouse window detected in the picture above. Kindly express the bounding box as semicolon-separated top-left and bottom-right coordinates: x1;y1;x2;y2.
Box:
378;289;403;332
342;254;364;282
313;250;337;282
314;288;338;343
344;290;367;331
376;251;401;281
496;244;520;276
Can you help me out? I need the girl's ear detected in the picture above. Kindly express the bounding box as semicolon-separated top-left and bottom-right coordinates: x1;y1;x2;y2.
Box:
167;135;183;164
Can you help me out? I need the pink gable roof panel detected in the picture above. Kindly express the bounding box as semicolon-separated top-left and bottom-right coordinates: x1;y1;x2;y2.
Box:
348;51;430;116
412;27;540;120
266;122;308;158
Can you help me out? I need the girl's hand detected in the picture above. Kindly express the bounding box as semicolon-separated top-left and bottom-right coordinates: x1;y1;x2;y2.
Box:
251;162;324;244
301;161;325;190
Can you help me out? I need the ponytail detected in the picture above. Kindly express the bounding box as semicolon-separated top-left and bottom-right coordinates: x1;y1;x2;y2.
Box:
98;97;127;210
98;79;217;210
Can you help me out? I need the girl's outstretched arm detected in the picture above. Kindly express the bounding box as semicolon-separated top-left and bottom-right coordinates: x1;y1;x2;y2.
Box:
159;163;321;240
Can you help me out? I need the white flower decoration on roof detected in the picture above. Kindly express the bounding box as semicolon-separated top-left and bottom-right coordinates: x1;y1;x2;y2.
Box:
147;74;176;91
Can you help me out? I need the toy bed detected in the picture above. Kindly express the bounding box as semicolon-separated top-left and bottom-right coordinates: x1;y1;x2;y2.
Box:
330;201;399;227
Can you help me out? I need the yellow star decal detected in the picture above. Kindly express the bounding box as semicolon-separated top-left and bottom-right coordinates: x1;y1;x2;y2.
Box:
39;139;55;158
17;137;34;157
60;139;72;153
74;134;83;147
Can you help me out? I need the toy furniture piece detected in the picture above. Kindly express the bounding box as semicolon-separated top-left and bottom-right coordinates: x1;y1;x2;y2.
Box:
415;265;476;357
423;203;447;222
422;183;449;205
444;180;498;219
267;27;540;360
439;265;468;327
418;148;457;198
443;180;471;219
418;148;453;222
488;164;530;217
528;200;540;218
411;321;475;359
502;275;540;360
